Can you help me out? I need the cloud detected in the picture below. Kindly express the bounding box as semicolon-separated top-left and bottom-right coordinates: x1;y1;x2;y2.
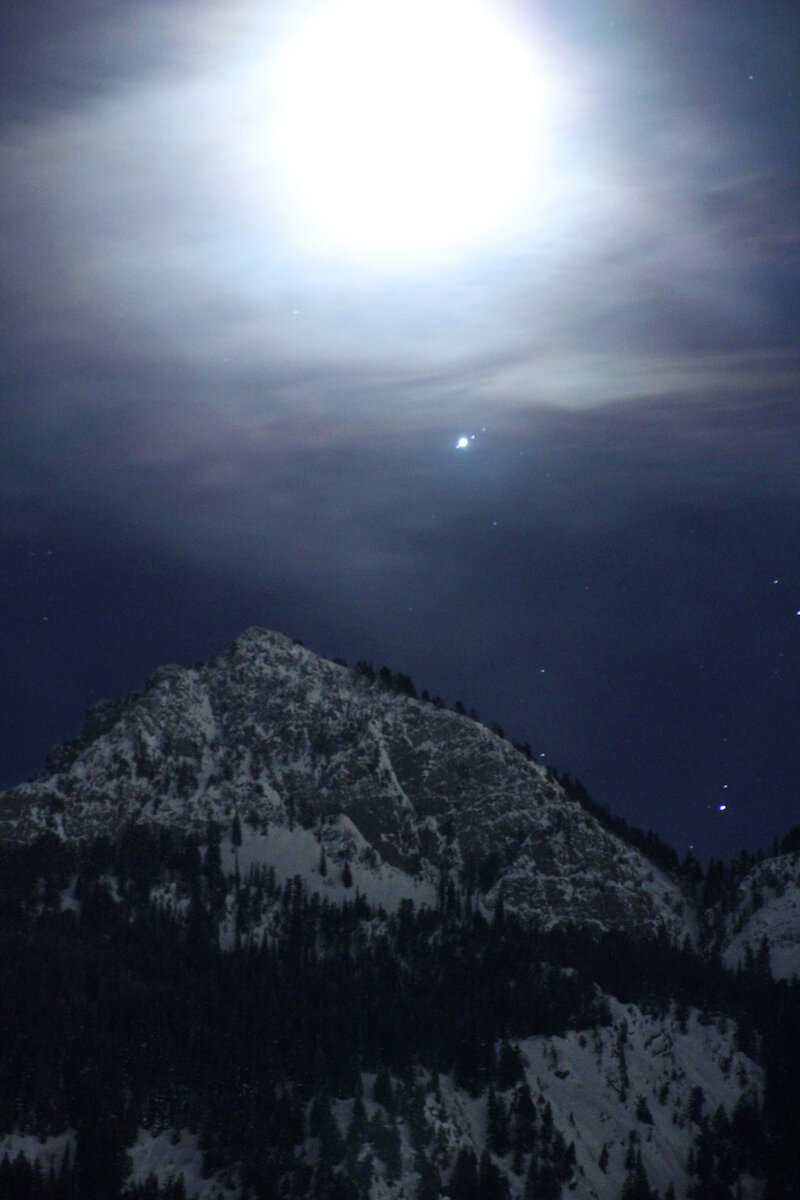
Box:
3;0;799;587
3;0;789;399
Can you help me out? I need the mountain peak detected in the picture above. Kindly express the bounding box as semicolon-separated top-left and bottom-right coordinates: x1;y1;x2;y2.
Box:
0;628;693;942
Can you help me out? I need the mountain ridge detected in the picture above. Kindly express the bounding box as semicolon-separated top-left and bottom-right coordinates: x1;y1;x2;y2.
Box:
1;626;695;945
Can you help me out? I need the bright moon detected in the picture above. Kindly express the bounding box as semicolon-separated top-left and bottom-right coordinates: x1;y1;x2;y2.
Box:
266;0;551;266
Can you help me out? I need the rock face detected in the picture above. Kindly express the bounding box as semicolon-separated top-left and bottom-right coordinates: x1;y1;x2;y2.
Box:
0;627;692;942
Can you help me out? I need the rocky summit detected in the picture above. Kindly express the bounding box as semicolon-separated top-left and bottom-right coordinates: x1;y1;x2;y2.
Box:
1;627;692;943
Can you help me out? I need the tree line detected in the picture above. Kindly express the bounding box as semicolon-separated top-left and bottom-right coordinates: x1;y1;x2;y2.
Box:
0;826;798;1199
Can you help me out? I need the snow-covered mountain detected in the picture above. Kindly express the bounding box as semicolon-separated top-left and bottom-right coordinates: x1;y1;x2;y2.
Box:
0;627;693;943
2;626;796;1199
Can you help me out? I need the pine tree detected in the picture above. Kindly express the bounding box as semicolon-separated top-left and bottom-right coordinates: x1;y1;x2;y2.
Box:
449;1146;479;1200
487;1087;510;1155
497;1040;525;1090
346;1092;367;1156
415;1150;441;1200
479;1149;510;1200
385;1117;402;1184
620;1151;652;1200
688;1085;706;1125
373;1067;395;1113
511;1081;537;1171
319;1105;345;1169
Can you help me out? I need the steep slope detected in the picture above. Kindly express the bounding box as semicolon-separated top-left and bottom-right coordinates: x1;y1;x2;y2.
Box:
121;1001;760;1200
0;627;693;942
519;999;763;1200
718;851;800;981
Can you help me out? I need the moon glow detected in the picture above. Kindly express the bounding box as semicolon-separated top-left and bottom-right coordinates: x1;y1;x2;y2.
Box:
265;0;551;267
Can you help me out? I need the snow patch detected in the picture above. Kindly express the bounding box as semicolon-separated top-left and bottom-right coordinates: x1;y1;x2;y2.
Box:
0;1131;74;1175
126;1129;238;1199
221;820;437;916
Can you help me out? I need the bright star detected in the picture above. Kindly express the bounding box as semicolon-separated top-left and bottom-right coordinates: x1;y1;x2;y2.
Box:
456;437;470;449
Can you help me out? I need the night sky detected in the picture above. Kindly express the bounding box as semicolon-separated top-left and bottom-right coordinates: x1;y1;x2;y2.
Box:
2;0;799;863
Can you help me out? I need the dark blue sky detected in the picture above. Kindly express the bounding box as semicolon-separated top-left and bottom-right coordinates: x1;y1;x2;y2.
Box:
2;0;798;862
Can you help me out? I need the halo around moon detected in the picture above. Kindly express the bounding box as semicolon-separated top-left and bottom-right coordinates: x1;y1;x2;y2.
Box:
262;0;554;268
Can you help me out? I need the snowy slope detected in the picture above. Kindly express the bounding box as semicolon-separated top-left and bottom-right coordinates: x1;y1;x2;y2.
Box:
313;1004;762;1200
219;1001;759;1200
127;1129;239;1199
2;1000;762;1200
0;627;693;943
0;1131;74;1176
720;852;800;981
519;999;762;1200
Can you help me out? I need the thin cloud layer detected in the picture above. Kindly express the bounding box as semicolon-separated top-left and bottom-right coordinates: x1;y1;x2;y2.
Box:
2;0;799;859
